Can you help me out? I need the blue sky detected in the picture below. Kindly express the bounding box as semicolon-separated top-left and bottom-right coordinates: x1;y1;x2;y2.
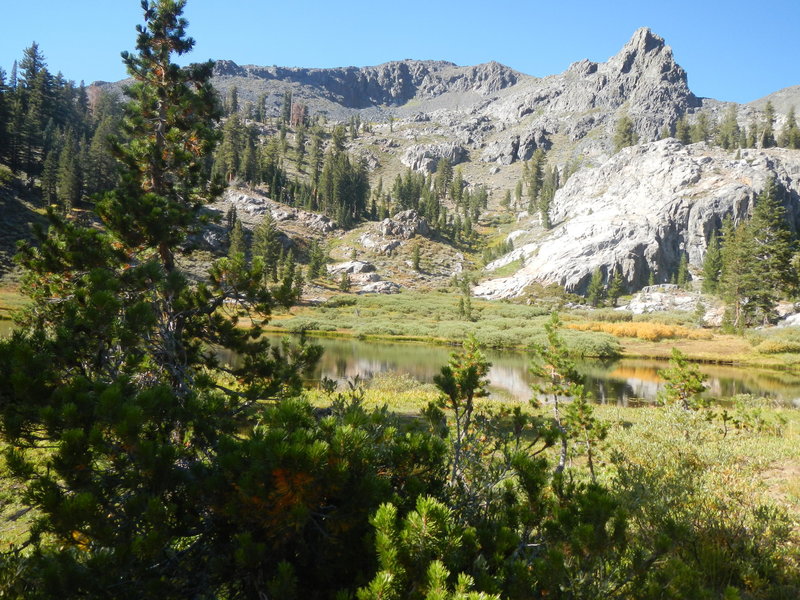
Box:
2;0;798;104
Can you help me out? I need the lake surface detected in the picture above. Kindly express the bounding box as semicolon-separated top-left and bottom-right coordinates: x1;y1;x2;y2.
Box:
4;319;799;405
274;335;800;407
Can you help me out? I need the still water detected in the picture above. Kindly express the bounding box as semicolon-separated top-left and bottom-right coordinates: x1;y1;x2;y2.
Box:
279;335;800;407
4;318;799;405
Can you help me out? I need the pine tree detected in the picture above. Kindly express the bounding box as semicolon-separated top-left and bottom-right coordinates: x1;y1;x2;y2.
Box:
613;114;638;152
307;239;326;279
228;216;246;259
675;115;691;144
690;112;712;143
252;211;281;282
761;101;776;148
295;123;307;169
412;243;421;272
56;134;80;211
0;4;320;593
281;89;293;124
339;271;351;292
586;269;605;307
747;177;797;321
657;348;708;410
676;254;690;287
717;105;741;150
226;85;239;115
529;313;583;475
701;230;722;294
607;268;624;307
719;217;757;328
778;106;800;149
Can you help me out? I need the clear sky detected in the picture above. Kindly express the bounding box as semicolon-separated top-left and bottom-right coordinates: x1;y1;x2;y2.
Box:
2;0;798;104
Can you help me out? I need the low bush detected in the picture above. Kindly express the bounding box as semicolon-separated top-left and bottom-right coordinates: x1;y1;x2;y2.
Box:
754;339;800;354
282;318;337;333
0;165;13;187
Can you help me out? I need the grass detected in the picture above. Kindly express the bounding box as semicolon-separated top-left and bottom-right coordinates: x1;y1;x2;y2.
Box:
567;320;713;342
270;290;622;357
0;284;27;322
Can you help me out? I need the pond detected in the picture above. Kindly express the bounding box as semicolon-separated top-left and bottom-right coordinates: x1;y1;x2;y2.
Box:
3;319;799;406
272;334;800;407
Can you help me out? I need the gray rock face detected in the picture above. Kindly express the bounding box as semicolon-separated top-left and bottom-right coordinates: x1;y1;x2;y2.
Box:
209;59;520;113
378;210;431;239
474;141;800;299
401;143;468;172
327;261;377;275
359;281;402;294
225;190;336;233
623;284;699;314
480;27;698;164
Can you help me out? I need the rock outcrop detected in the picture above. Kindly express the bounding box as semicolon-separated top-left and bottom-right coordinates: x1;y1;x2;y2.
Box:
480;27;699;164
378;210;431;239
474;141;800;299
401;143;468;172
327;261;377;275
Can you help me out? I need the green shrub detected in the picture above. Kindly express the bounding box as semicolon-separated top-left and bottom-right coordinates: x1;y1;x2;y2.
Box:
0;165;13;187
754;339;800;354
325;295;358;308
283;318;337;333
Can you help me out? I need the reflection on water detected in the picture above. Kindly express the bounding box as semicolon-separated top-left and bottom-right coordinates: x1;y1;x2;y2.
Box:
3;318;799;406
268;335;800;407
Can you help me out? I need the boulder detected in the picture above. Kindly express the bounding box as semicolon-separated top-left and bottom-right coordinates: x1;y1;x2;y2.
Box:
359;281;402;294
401;142;468;173
379;210;431;239
622;284;699;314
327;261;377;275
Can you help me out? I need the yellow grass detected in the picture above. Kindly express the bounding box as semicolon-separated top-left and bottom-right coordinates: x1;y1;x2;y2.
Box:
567;320;713;342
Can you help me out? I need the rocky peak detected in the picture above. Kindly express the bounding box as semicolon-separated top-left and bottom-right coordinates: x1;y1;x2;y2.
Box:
609;27;667;73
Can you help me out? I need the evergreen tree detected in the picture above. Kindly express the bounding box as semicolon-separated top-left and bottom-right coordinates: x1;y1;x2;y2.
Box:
747;177;797;321
56;133;81;211
434;158;453;199
607;268;624;307
701;230;722;294
676;254;690;287
295;123;307;169
0;2;322;595
778;106;800;149
214;113;244;181
717;105;741;150
412;243;421;272
339;271;351;292
675;114;691;144
529;313;583;475
252;211;281;282
719;217;757;328
690;112;713;144
228;216;246;259
308;127;323;190
307;239;326;279
613;114;638;152
761;101;776;148
657;348;708;410
226;85;238;115
586;269;605;307
281;89;292;124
